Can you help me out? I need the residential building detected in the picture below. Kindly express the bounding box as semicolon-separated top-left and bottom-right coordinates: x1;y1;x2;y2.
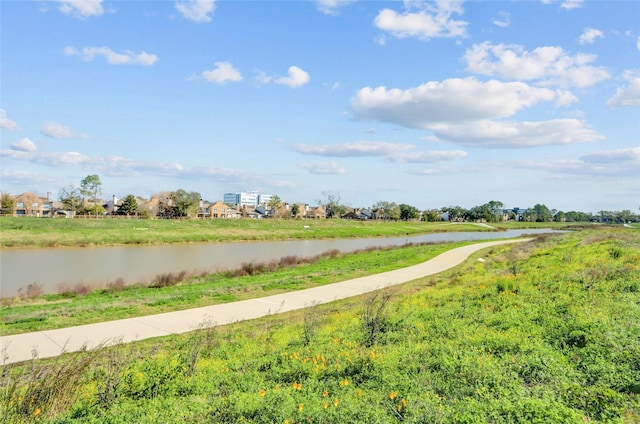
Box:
9;192;55;217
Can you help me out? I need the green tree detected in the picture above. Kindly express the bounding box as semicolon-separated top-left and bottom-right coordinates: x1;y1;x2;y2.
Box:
531;204;553;222
319;192;346;218
373;201;400;220
399;203;419;221
58;185;83;215
441;205;467;222
118;194;138;216
80;174;103;217
291;203;300;218
422;209;441;222
169;189;201;218
1;193;15;215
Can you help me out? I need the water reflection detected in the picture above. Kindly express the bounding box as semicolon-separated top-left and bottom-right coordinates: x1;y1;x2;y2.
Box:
0;229;560;297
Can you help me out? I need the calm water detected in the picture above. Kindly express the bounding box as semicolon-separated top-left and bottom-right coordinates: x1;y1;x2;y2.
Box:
0;229;560;297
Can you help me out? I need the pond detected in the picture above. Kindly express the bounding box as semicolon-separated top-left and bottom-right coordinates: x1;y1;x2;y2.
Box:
0;229;561;297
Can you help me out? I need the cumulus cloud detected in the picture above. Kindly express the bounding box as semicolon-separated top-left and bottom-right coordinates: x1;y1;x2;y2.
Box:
64;46;158;66
351;77;560;129
175;0;216;23
293;141;414;157
315;0;357;15
579;27;604;45
606;72;640;108
0;109;18;130
463;42;609;88
55;0;103;18
41;122;88;139
428;119;603;148
374;1;468;40
275;66;310;88
298;161;347;175
201;62;243;83
10;138;37;152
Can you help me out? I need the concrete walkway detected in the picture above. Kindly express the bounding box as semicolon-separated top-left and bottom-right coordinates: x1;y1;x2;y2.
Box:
1;239;529;365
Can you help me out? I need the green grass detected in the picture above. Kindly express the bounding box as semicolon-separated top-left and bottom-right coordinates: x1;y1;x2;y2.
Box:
0;241;466;335
0;216;494;248
2;229;639;423
2;216;598;250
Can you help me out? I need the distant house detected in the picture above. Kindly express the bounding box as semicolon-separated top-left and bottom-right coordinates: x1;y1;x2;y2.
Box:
208;201;242;219
305;205;326;219
9;192;55;217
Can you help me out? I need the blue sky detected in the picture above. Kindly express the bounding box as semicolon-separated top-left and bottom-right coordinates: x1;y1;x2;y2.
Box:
1;0;639;213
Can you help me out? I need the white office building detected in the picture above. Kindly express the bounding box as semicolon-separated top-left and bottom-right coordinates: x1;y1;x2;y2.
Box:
223;191;272;207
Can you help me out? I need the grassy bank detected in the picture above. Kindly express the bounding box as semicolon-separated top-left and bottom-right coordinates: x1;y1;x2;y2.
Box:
0;217;491;249
2;229;638;423
1;241;467;335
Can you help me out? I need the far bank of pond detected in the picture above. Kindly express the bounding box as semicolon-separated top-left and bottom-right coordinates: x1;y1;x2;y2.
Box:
0;229;561;297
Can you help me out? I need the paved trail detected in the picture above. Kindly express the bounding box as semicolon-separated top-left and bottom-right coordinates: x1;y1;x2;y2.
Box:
1;239;529;365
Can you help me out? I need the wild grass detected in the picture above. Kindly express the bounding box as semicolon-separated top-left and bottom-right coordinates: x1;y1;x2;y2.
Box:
0;216;507;249
0;242;461;335
1;229;638;423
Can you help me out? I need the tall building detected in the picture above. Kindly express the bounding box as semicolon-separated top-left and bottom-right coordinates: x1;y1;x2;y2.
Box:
223;191;263;207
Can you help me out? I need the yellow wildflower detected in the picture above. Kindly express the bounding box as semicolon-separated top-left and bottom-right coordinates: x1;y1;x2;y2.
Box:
259;389;266;397
322;390;328;397
298;403;304;412
334;398;340;407
389;391;398;400
323;402;329;409
34;408;41;416
340;378;349;387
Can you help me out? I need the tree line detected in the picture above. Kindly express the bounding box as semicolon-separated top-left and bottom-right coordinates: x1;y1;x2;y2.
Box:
3;175;638;223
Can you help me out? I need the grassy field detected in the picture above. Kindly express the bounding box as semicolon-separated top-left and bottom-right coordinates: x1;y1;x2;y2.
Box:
2;228;638;423
0;216;594;249
0;241;468;335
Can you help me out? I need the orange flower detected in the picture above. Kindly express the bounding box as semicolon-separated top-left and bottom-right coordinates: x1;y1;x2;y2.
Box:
323;402;329;409
322;390;328;397
333;398;340;407
34;408;41;416
389;391;398;400
259;389;266;397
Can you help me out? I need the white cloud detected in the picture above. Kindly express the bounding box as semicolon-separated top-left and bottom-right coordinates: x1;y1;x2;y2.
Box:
41;122;88;139
637;36;640;51
580;147;640;164
518;149;639;178
64;46;158;66
540;0;584;9
391;150;467;163
606;72;640;108
315;0;357;15
299;161;347;175
561;0;584;10
10;138;37;152
175;0;216;23
579;27;604;45
201;62;243;84
463;42;609;88
429;119;603;148
293;141;414;157
0;148;253;180
56;0;103;18
0;109;18;130
275;66;310;88
374;1;468;40
492;11;511;28
351;77;560;129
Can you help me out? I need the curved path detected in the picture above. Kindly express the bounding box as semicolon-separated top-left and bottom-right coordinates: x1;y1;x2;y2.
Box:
1;239;529;365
